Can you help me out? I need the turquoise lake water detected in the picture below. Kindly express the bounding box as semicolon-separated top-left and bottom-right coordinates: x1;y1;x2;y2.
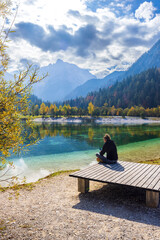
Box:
3;123;160;184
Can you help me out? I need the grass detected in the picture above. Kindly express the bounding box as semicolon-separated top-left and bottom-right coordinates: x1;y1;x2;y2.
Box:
38;169;79;180
138;158;160;165
0;169;79;192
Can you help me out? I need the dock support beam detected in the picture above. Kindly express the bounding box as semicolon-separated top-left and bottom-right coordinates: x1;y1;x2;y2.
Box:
78;178;89;193
146;190;159;208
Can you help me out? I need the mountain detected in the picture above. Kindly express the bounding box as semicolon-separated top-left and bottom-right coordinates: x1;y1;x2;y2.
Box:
124;39;160;78
4;39;160;103
29;95;43;107
65;39;160;100
33;59;95;102
64;68;160;109
65;71;124;99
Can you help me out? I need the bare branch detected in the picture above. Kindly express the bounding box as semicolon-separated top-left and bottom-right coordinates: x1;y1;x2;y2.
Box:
2;4;19;46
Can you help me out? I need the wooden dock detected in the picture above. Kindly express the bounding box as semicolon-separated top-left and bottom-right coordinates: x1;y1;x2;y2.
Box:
69;161;160;208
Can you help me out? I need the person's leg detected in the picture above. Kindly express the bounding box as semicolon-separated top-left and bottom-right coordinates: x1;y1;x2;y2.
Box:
104;159;117;164
96;153;108;163
96;154;117;164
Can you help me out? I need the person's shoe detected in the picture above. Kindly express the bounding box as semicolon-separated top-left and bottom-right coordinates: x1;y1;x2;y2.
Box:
96;157;103;163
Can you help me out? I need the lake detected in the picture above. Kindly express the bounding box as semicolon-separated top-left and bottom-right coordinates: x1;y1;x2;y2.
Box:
3;123;160;184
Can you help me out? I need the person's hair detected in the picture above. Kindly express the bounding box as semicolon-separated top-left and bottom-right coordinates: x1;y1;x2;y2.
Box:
103;133;111;141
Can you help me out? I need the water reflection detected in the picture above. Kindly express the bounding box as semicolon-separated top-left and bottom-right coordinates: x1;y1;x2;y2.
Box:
33;123;160;149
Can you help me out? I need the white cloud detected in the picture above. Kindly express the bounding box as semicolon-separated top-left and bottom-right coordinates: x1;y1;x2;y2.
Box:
135;1;156;21
5;0;160;78
12;0;86;31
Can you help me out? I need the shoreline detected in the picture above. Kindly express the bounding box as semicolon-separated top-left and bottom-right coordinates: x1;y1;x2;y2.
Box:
1;158;160;190
33;116;160;124
0;169;78;192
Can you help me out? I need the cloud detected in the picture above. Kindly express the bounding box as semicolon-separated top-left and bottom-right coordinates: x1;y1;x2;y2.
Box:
67;9;99;24
20;58;31;65
24;0;38;5
13;22;72;52
122;37;148;47
125;24;148;35
68;10;81;18
135;1;156;21
6;0;160;78
13;22;112;57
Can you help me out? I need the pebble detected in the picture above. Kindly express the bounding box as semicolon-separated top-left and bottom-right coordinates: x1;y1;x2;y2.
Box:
0;174;160;240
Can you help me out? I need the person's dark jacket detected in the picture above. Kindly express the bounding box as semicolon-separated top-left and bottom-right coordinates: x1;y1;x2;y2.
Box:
100;139;118;160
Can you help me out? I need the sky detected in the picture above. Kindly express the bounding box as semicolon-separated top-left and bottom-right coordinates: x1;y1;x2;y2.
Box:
4;0;160;77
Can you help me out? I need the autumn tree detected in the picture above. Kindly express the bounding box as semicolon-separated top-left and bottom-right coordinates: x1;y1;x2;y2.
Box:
40;103;46;116
62;104;68;116
31;104;39;116
127;106;137;116
88;102;94;116
49;104;55;117
45;106;49;115
71;106;78;116
58;105;63;116
110;106;116;116
0;1;47;175
34;104;39;116
53;104;58;116
67;104;71;116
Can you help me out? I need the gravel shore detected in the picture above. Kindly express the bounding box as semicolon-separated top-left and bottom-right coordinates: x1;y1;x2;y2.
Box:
33;116;160;125
0;172;160;240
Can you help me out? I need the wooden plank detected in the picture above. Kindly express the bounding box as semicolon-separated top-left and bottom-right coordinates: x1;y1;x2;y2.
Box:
71;160;127;176
131;164;157;185
101;161;141;183
71;164;104;179
92;161;130;180
123;163;152;186
71;164;100;176
70;161;160;192
76;164;116;179
82;161;130;181
72;160;127;176
142;165;160;188
74;161;128;179
92;161;132;182
93;161;133;181
146;190;159;208
146;169;160;191
154;179;160;191
116;162;148;183
130;164;157;187
74;164;108;178
136;165;160;188
116;162;151;186
119;163;154;185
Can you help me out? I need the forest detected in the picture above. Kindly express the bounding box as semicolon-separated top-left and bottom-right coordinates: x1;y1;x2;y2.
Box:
63;68;160;109
30;68;160;118
30;102;160;118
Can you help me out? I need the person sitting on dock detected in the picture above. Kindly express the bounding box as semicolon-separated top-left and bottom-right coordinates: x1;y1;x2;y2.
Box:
96;134;118;164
